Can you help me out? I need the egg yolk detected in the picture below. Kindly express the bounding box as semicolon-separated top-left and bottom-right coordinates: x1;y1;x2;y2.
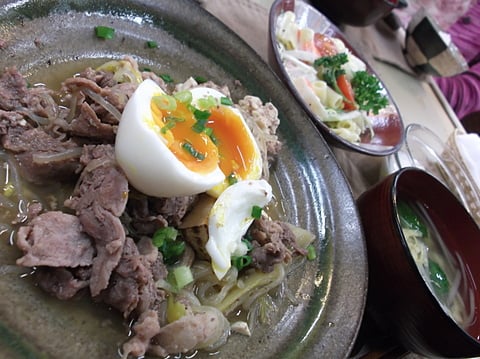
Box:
207;106;257;181
150;96;256;181
151;99;219;175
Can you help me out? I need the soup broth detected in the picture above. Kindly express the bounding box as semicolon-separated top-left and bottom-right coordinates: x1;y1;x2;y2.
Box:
397;200;478;334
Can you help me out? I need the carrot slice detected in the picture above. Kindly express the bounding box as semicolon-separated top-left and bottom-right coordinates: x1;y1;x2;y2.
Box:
337;74;356;111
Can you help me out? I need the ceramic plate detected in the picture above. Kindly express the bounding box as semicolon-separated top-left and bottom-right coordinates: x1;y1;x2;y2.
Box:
268;0;405;156
0;0;367;358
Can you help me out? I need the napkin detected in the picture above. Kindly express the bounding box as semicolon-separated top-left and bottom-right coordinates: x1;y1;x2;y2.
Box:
456;133;480;189
443;130;480;225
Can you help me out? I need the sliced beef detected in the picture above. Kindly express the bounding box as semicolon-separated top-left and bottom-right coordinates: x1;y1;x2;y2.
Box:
141;70;168;90
65;144;129;297
125;194;197;236
95;82;137;124
237;95;282;165
2;127;82;184
61;75;133;142
79;204;126;297
249;218;305;273
77;67;117;88
150;310;226;356
122;310;161;359
149;196;198;227
0;67;60;127
15;211;94;268
35;266;91;300
136;236;168;282
124;307;227;358
62;76;103;95
0;110;30;135
97;237;164;317
69;102;116;142
19;85;59;122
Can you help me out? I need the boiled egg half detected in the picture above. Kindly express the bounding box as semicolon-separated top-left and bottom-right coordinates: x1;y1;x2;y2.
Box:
115;79;262;197
206;179;273;279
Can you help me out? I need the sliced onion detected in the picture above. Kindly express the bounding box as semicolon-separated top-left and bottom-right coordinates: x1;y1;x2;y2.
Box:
82;88;122;123
32;147;83;165
16;107;51;126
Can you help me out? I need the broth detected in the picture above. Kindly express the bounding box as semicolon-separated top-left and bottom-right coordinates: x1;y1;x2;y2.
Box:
397;200;477;333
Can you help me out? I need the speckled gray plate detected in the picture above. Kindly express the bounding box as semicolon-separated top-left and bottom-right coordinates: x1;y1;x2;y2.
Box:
0;1;367;358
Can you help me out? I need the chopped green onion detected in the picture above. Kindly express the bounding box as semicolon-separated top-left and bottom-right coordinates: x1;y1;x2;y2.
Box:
220;96;233;106
170;265;194;290
251;205;263;219
152;226;178;247
159;73;174;83
152;94;177;111
197;95;217;110
161;116;183;134
194;75;207;84
152;227;186;265
429;259;450;297
94;26;115;39
306;244;317;261
397;201;428;238
174;90;192;104
146;40;158;48
204;127;213;137
182;142;205;160
227;173;238;186
209;132;219;145
192;118;207;133
242;238;253;252
193;108;211;121
141;67;152;72
231;255;252;271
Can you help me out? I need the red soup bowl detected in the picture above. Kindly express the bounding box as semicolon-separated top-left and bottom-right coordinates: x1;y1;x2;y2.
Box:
357;167;480;357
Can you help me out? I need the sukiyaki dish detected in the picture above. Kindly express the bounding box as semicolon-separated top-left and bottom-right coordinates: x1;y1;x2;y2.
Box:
0;57;316;358
397;201;476;331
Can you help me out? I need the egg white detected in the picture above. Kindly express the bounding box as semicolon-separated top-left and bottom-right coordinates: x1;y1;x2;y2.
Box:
115;79;225;197
206;179;273;279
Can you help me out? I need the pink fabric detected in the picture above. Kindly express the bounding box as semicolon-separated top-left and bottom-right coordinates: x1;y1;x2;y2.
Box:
435;1;480;120
447;0;480;63
436;63;480;120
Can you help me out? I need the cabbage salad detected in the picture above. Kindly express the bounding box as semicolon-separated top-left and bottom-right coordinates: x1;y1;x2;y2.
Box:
275;11;389;143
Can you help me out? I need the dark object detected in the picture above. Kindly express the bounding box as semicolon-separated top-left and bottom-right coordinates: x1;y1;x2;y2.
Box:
382;12;403;31
310;0;399;27
404;10;468;77
462;111;480;135
357;167;480;357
